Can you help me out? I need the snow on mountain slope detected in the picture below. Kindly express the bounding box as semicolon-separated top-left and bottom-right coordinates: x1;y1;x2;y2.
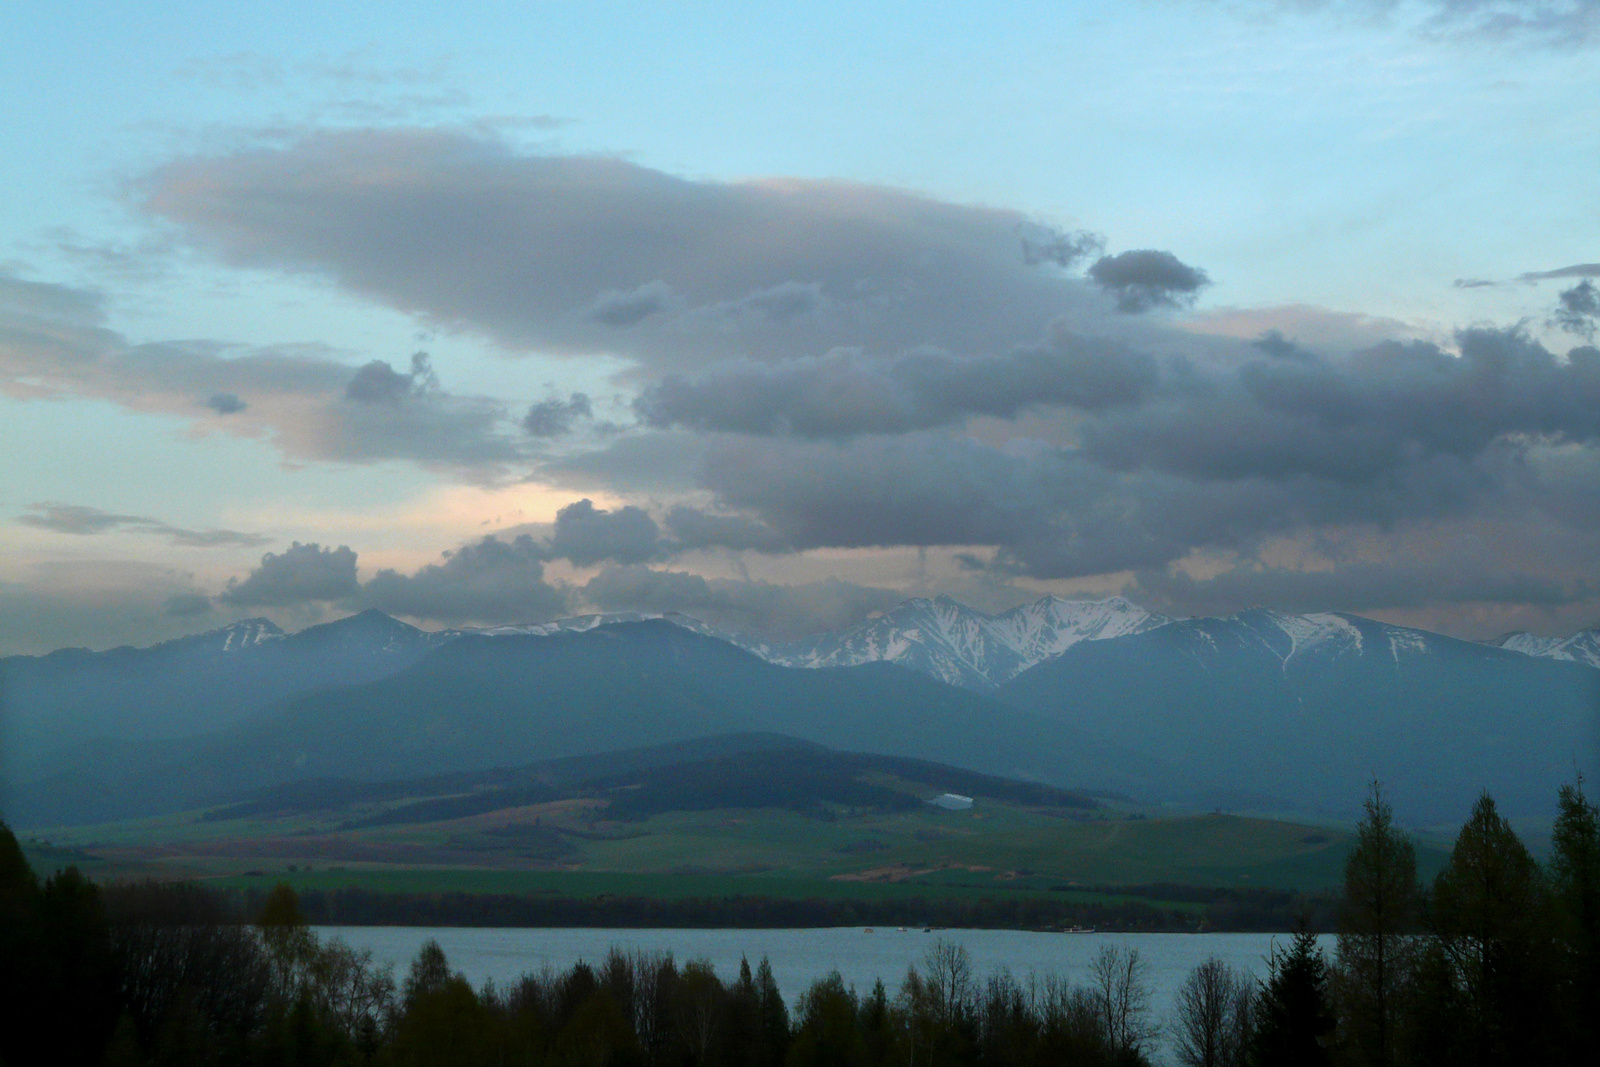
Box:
1496;628;1600;669
459;612;778;658
162;617;285;654
765;594;1170;689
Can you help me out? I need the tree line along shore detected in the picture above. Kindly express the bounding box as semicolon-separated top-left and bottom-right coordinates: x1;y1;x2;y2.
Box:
1;780;1596;1066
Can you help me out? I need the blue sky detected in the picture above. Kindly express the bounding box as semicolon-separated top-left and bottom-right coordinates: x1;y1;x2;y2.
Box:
3;0;1598;653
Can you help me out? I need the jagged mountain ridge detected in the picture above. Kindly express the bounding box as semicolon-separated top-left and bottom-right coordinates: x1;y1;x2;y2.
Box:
454;598;1600;687
764;594;1168;689
450;594;1167;689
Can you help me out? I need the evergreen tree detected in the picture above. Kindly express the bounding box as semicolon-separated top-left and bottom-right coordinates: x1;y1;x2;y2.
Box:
1335;780;1421;1067
789;971;866;1067
754;955;790;1066
37;867;119;1066
1249;920;1334;1067
1429;792;1554;1067
0;822;41;1067
1547;777;1600;1061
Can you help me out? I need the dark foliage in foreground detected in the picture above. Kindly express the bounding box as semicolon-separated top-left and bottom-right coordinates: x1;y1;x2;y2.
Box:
2;777;1597;1066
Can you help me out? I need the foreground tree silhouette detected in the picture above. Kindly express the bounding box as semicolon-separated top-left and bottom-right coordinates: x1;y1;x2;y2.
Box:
1549;777;1600;1060
1429;792;1554;1067
0;823;42;1067
1335;780;1421;1067
789;971;867;1067
1248;920;1333;1067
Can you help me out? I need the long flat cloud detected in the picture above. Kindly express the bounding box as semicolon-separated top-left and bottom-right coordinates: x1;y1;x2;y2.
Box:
145;128;1120;368
18;503;270;548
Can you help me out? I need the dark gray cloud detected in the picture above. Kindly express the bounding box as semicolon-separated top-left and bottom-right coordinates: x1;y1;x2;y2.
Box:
1551;280;1600;340
18;503;270;548
548;498;663;567
362;535;569;623
0;270;521;475
144;128;1109;369
663;506;791;554
522;392;593;437
695;432;1430;580
646;326;1600;581
582;565;902;641
1083;327;1600;484
205;392;248;414
1088;250;1211;313
219;542;361;606
633;333;1158;438
694;433;1276;579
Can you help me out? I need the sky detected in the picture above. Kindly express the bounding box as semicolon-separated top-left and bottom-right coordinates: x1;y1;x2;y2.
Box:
2;0;1599;654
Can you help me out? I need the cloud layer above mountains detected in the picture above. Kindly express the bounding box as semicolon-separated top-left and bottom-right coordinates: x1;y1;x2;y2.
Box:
8;126;1600;644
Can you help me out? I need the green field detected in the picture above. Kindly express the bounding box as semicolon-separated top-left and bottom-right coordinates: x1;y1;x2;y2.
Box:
34;801;1425;898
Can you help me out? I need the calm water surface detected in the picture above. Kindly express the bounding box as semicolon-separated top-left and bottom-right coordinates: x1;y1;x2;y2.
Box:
318;926;1326;1061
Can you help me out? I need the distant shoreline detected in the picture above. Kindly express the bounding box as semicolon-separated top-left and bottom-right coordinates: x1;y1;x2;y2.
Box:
261;884;1337;934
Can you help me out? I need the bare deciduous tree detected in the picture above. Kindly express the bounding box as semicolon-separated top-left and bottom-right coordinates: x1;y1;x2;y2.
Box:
1173;955;1253;1067
1089;943;1158;1058
922;939;976;1026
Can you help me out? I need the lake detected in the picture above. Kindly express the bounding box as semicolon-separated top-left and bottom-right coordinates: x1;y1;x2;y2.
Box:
318;926;1327;1061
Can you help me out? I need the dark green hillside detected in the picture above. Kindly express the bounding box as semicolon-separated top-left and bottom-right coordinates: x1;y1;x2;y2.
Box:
195;736;1101;828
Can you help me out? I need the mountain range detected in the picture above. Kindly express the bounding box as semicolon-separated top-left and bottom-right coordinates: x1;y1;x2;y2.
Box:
2;597;1595;828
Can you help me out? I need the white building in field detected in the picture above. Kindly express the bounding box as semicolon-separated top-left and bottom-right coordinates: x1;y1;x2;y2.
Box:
929;793;973;811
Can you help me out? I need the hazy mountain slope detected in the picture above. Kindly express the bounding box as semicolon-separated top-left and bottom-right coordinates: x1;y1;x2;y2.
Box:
1000;610;1600;822
12;622;1153;827
1;610;449;776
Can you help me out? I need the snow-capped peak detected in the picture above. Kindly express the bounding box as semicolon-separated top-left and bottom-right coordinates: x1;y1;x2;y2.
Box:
1494;627;1600;670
